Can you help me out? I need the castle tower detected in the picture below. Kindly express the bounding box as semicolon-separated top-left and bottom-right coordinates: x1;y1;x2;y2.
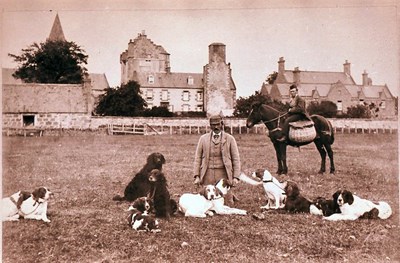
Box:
203;43;236;116
48;14;66;42
120;31;170;84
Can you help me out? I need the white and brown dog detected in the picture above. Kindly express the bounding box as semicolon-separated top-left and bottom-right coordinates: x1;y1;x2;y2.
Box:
179;179;247;218
324;190;392;221
250;169;286;210
1;187;53;222
127;207;160;232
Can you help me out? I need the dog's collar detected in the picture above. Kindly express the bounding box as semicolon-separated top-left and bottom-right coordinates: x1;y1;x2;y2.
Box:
263;179;273;183
10;196;18;206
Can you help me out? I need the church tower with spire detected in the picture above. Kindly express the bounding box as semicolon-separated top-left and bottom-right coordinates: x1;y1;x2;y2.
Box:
47;13;66;42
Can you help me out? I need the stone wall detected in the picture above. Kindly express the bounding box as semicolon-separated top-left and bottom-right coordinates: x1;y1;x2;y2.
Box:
2;82;92;113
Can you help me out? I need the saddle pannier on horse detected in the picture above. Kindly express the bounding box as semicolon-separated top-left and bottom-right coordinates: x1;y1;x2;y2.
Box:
288;120;317;143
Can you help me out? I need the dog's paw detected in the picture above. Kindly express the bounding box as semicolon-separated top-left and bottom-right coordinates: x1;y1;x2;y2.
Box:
205;210;214;216
42;218;51;223
252;212;266;220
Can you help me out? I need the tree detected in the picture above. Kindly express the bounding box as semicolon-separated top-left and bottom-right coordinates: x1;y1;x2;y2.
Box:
307;101;338;118
346;104;371;118
266;71;278;84
9;40;88;84
95;81;147;116
233;92;288;117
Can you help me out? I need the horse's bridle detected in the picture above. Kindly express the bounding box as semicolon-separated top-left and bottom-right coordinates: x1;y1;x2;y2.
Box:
257;104;288;129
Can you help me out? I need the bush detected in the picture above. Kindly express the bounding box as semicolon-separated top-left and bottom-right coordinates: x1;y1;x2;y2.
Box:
307;101;337;117
346;104;371;118
142;106;174;117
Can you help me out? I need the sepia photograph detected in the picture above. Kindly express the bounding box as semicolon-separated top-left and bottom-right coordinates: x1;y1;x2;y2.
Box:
1;0;399;262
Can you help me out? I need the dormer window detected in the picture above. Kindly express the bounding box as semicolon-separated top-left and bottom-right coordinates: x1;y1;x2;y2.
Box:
188;76;194;85
148;75;154;84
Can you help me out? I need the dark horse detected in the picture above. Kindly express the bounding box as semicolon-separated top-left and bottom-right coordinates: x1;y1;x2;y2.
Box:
246;102;335;175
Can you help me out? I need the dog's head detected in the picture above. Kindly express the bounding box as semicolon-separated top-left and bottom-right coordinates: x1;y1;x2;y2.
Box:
147;152;166;167
215;178;231;196
282;181;300;198
32;187;53;203
251;169;272;181
130;197;154;213
333;190;354;207
148;169;166;184
199;185;221;200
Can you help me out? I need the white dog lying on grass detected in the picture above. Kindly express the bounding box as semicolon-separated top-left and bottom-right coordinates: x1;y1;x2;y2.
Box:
179;179;247;218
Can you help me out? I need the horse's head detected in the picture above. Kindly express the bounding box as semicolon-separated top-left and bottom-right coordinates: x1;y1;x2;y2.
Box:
246;102;263;128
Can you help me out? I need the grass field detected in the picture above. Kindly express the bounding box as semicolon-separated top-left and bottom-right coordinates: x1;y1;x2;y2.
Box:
2;133;399;263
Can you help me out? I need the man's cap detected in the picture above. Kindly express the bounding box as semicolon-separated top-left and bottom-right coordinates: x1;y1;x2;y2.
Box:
289;84;298;90
209;115;223;125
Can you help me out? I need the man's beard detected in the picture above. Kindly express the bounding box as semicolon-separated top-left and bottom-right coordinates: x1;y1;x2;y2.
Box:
213;129;221;134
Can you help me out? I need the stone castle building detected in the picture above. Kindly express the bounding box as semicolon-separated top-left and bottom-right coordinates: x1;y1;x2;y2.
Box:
120;31;236;116
261;57;396;118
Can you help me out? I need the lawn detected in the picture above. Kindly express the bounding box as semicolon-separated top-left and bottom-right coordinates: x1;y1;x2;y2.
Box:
2;133;399;263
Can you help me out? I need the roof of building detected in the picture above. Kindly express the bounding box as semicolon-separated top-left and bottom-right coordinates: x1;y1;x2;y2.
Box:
280;70;356;85
2;68;109;92
89;73;110;91
132;72;203;89
48;14;66;42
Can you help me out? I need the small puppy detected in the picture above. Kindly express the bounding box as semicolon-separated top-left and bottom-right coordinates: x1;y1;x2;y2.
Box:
1;187;53;222
128;197;154;214
127;207;160;232
282;181;311;213
310;196;340;217
324;190;392;221
251;169;286;210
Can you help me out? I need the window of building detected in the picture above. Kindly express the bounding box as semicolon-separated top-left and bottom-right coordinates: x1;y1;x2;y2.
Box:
161;90;169;101
182;104;190;112
337;101;343;111
148;75;154;84
160;102;173;112
188;76;194;85
196;105;203;112
182;91;190;101
147;103;153;109
380;101;386;109
146;89;154;100
196;91;203;101
23;115;35;126
359;99;364;105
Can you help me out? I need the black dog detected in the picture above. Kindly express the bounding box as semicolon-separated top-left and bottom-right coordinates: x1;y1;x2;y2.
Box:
147;169;175;219
113;152;166;201
283;181;312;213
311;196;340;217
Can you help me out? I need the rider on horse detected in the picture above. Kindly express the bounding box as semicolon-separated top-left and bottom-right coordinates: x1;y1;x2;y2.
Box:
277;84;309;142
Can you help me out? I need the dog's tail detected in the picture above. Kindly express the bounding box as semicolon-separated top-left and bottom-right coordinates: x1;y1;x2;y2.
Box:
376;201;392;220
238;172;263;186
112;194;125;201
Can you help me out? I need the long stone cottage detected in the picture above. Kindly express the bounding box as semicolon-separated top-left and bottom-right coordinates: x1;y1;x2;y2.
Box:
2;14;109;129
261;57;396;118
120;31;237;116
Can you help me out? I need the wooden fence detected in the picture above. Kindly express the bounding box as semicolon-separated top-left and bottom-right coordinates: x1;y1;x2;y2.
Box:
106;119;398;136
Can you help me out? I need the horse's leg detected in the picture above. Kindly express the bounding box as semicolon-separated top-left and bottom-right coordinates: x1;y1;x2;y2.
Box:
280;143;288;175
314;139;326;174
324;142;335;174
273;142;283;174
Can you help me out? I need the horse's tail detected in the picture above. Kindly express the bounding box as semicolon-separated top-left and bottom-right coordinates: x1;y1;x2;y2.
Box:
311;115;334;144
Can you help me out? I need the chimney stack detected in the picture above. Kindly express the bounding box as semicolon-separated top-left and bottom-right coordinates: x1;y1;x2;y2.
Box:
343;60;351;75
293;67;301;84
362;70;372;86
278;57;285;75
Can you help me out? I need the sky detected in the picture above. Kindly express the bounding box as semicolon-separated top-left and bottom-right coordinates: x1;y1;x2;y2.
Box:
1;0;399;98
